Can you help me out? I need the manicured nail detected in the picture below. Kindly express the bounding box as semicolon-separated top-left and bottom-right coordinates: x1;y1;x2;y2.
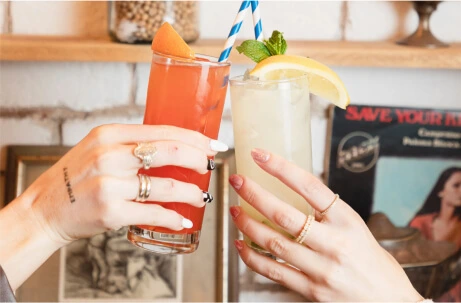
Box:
234;240;243;251
251;148;270;163
210;139;229;152
207;159;216;170
182;218;193;229
203;191;213;203
229;206;240;219
229;174;243;190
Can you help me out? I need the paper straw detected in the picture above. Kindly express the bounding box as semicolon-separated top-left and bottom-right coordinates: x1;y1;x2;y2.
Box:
251;1;263;41
218;0;252;62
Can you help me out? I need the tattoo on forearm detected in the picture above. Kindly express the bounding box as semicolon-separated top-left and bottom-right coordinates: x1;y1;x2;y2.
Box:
63;167;76;203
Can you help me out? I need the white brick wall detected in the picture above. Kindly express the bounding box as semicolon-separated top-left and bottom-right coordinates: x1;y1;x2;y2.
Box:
62;115;143;146
346;1;461;42
10;1;107;37
0;118;58;207
200;1;343;40
0;62;133;111
0;1;7;34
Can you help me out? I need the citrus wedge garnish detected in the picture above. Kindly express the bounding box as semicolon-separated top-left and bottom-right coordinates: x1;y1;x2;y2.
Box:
250;55;350;109
151;22;195;59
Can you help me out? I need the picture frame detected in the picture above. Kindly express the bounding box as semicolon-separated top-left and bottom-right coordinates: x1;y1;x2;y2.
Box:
4;145;239;302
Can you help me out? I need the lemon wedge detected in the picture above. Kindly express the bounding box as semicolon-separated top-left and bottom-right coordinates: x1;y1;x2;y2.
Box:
249;55;350;109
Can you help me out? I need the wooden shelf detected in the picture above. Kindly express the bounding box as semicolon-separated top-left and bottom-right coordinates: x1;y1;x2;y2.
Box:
1;35;461;69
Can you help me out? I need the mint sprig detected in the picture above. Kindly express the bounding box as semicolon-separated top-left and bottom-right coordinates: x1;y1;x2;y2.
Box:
236;30;287;63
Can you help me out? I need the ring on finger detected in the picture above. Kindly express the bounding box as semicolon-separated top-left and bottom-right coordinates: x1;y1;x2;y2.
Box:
320;194;339;220
134;142;158;170
295;215;314;244
136;174;151;202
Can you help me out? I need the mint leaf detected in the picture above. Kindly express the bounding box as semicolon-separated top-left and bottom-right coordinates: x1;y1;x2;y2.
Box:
264;30;287;55
236;40;271;63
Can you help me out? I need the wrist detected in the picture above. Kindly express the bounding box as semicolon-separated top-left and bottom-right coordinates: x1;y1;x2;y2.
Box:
0;192;66;290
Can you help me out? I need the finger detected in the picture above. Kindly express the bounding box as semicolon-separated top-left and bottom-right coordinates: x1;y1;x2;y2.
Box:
230;206;328;280
119;202;193;231
142;141;212;174
235;240;313;299
113;176;209;208
250;148;348;221
229;174;330;252
85;124;228;155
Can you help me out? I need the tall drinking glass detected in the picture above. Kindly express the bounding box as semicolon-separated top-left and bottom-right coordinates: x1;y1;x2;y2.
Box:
230;75;314;254
127;52;230;254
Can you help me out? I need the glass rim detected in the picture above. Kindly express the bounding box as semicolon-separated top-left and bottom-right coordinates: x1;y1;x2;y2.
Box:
229;73;308;85
152;51;231;67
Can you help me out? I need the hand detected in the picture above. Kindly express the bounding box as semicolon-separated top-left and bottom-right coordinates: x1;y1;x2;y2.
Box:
25;124;227;243
229;149;423;302
0;124;228;290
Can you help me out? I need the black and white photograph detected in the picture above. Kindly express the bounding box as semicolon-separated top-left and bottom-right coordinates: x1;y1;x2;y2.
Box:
59;227;181;301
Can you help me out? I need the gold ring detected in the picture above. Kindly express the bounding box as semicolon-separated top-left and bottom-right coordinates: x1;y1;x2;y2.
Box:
135;174;151;202
295;215;314;244
320;194;339;217
134;142;158;170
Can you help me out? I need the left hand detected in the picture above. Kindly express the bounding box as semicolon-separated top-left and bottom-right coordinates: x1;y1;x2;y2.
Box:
229;148;423;302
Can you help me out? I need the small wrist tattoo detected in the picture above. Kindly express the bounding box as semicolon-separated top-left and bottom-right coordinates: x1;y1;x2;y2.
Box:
63;167;76;203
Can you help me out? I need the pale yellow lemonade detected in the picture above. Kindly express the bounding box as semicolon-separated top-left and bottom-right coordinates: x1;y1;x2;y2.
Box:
230;75;314;244
231;32;350;251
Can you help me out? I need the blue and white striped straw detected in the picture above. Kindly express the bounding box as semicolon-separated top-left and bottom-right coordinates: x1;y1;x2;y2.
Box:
218;0;252;62
250;1;263;41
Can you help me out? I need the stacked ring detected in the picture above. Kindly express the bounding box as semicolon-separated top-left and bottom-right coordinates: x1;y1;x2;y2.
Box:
136;174;151;202
295;214;314;244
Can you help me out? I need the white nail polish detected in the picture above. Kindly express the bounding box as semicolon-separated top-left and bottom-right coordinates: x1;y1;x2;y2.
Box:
210;139;229;152
182;218;193;229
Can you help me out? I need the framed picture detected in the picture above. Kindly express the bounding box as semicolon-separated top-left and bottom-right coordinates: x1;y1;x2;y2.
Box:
4;145;238;302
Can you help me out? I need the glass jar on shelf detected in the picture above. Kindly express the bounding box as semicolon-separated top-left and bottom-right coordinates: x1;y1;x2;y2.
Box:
109;1;199;44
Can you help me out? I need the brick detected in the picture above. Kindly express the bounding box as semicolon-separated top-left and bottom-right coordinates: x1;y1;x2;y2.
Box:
346;2;414;41
62;115;143;146
200;1;343;40
240;290;306;302
135;63;150;106
0;2;7;34
0;62;132;111
0;117;57;170
11;1;107;37
429;1;461;42
333;67;461;109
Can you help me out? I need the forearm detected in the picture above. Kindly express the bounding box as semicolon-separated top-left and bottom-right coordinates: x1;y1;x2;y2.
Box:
0;193;65;291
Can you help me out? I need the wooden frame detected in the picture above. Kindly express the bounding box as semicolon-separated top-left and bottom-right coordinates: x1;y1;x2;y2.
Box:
4;145;238;302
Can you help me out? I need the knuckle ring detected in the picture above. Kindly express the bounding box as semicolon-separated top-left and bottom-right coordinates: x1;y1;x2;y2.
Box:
295;214;314;244
136;174;151;202
134;142;158;170
320;194;339;219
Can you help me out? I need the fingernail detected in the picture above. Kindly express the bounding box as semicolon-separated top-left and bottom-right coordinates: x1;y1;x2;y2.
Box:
251;148;270;163
229;174;243;190
207;159;216;170
210;139;229;152
234;240;243;251
203;191;213;203
182;218;193;229
229;206;240;219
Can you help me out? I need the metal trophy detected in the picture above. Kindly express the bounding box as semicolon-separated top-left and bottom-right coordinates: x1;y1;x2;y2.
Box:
397;1;449;48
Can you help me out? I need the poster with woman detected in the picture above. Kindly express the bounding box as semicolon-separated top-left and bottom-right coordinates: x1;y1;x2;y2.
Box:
326;105;461;301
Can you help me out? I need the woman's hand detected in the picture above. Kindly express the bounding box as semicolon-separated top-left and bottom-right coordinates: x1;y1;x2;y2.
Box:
0;124;227;289
229;148;423;302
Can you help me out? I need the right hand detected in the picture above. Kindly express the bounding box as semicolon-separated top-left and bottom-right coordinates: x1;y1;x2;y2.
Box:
17;124;227;245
